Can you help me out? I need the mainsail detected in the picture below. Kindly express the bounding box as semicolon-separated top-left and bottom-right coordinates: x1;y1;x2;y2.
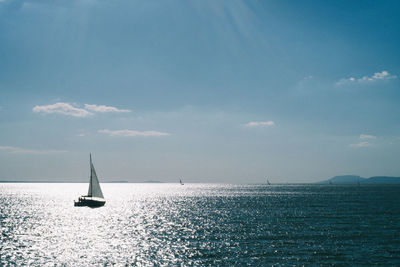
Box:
87;154;104;199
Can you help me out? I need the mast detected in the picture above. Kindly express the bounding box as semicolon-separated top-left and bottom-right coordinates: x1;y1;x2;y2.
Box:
89;153;92;197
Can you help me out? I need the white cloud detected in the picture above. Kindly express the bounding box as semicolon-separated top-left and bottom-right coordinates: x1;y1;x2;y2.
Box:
84;104;131;113
33;102;92;117
33;102;131;117
350;134;377;147
360;134;376;140
350;142;371;148
0;146;67;154
245;121;275;127
337;70;397;85
99;129;170;137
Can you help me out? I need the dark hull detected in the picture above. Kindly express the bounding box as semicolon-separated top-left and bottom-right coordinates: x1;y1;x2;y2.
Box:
74;199;105;208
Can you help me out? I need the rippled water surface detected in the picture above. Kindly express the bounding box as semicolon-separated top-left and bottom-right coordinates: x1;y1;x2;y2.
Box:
1;183;400;265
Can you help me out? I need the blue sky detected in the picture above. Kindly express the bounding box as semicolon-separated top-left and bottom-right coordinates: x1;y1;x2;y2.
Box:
1;0;399;183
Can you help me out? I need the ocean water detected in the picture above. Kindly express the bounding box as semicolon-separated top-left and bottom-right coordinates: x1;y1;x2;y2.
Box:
1;183;400;266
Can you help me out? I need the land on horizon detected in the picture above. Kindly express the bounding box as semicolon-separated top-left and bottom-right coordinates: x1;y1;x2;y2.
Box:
318;175;400;184
1;175;400;184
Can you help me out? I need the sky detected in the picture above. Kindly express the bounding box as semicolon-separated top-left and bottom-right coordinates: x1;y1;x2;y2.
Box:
0;0;400;183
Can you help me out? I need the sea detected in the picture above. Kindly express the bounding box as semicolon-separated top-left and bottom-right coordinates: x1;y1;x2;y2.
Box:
1;183;400;266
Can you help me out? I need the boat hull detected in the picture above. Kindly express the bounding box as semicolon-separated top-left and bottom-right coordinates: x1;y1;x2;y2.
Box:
74;198;105;208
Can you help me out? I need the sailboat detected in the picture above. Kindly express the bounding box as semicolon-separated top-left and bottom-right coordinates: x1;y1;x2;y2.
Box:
74;154;106;207
180;178;184;185
266;177;271;185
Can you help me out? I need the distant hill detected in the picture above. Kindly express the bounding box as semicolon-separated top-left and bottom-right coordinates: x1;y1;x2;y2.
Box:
318;175;365;184
319;175;400;184
366;176;400;184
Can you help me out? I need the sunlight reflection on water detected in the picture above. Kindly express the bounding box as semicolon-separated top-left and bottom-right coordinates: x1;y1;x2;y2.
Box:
1;183;400;265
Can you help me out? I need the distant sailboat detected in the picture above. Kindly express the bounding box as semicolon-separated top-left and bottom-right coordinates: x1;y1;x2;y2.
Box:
180;178;184;185
74;154;106;207
266;177;271;185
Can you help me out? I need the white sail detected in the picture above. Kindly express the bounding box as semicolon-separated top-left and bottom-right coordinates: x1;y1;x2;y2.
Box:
87;155;104;199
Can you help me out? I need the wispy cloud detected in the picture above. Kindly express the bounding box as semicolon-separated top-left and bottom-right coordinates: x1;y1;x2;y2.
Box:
245;121;275;127
360;134;376;140
337;70;397;86
33;102;131;117
350;141;371;148
0;146;67;154
33;102;92;117
350;134;377;148
84;104;131;113
99;129;170;137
